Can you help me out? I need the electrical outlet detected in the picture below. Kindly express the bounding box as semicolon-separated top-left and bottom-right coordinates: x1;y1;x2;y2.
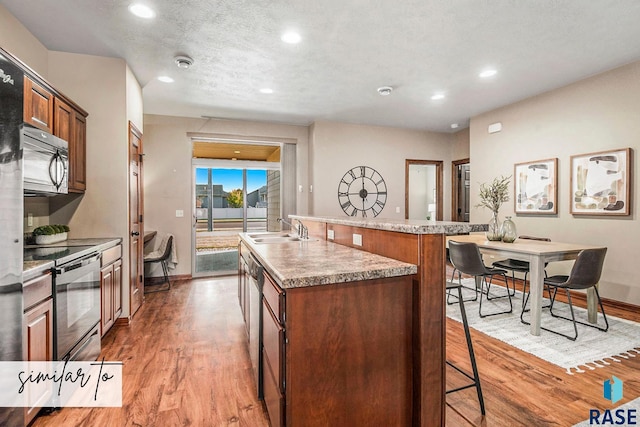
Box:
327;229;335;240
353;233;362;246
27;213;33;227
176;210;184;217
395;207;400;213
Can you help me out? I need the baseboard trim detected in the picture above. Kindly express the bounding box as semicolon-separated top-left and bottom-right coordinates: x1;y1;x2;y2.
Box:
114;317;130;327
144;274;192;285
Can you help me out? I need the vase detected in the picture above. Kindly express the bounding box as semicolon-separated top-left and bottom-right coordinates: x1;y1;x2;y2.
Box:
501;216;517;243
486;212;503;241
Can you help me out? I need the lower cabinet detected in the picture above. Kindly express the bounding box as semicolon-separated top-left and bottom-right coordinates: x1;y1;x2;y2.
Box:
22;273;54;427
262;271;285;427
259;269;414;426
101;245;122;337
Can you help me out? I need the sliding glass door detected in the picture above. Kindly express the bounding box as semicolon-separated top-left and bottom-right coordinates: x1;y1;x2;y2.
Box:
193;162;280;277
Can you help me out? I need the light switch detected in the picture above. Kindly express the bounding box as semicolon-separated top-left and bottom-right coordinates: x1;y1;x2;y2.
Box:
353;233;362;246
395;207;400;213
176;210;184;217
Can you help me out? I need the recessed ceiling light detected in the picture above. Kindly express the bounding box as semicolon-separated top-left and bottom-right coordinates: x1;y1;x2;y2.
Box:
431;93;445;100
281;31;301;44
260;88;274;94
234;150;241;154
479;69;497;78
157;76;174;83
128;3;155;19
451;123;459;129
377;86;393;96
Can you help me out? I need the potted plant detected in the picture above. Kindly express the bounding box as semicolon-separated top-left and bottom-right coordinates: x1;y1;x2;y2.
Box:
476;176;511;241
33;224;70;245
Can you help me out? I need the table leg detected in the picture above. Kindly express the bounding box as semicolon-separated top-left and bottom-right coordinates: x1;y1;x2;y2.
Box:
528;257;544;336
587;284;598;324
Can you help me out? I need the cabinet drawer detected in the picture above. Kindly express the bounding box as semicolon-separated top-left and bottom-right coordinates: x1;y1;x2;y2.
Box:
263;272;284;322
263;348;284;427
263;299;284;394
23;274;52;312
102;244;122;267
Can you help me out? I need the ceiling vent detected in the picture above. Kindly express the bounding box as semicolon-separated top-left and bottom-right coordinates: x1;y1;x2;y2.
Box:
175;55;194;69
377;86;393;96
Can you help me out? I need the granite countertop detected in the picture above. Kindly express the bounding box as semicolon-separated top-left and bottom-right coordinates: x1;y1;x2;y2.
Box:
240;233;417;289
290;215;488;235
23;260;54;282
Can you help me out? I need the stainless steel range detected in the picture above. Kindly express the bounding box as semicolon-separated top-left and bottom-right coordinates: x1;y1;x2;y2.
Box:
24;245;101;361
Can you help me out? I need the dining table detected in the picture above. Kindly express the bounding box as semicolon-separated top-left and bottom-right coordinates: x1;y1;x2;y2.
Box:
446;234;606;336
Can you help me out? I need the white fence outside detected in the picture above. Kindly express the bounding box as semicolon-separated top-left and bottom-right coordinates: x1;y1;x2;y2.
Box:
196;207;267;220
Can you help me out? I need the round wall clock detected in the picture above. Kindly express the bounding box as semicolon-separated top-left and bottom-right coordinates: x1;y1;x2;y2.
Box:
337;166;387;217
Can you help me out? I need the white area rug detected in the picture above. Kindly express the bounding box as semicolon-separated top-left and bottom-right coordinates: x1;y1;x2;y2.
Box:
572;397;640;426
446;278;640;374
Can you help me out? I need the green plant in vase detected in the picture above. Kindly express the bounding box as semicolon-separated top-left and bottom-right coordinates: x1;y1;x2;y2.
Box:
476;175;511;241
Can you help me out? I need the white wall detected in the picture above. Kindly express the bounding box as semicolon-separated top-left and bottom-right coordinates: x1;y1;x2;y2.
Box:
142;114;309;278
470;60;640;305
309;120;454;219
0;4;48;76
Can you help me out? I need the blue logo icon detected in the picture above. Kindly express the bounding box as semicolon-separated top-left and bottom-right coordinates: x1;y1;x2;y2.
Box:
604;376;623;404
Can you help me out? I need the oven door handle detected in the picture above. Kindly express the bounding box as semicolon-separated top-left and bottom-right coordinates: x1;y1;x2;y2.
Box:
55;252;102;274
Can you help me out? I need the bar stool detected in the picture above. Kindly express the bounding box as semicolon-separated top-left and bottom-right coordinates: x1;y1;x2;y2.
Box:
446;280;486;416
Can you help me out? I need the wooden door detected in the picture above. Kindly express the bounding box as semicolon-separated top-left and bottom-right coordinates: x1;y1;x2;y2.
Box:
129;122;144;316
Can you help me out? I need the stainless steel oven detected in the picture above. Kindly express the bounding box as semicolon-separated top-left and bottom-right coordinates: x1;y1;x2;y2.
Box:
53;252;101;361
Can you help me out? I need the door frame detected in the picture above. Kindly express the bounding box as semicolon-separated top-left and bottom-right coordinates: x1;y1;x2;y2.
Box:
405;159;443;220
451;158;470;222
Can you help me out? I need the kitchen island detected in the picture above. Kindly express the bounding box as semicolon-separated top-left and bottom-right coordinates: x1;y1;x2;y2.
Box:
241;216;486;427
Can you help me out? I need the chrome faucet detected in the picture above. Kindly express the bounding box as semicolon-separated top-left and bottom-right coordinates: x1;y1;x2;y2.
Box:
277;217;307;239
295;219;308;239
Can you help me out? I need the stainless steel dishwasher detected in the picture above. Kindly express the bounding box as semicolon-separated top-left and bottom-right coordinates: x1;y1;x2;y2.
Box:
247;252;264;398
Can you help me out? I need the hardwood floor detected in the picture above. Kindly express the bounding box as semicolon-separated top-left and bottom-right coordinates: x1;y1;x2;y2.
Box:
32;274;639;427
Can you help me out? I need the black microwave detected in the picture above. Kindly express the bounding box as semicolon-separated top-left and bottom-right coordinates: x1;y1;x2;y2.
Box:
22;124;69;196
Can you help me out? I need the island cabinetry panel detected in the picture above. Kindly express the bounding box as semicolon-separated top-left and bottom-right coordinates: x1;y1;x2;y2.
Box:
23;76;54;133
327;224;420;264
101;244;122;336
286;276;413;426
22;272;54;427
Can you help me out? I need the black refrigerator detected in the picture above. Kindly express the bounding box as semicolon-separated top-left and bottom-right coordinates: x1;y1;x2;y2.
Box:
0;49;25;426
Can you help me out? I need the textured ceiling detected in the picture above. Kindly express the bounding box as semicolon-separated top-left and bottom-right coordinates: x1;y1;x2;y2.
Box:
3;0;640;132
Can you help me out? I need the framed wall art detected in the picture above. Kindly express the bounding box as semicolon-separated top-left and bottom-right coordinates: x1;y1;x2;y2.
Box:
514;158;558;214
570;147;631;216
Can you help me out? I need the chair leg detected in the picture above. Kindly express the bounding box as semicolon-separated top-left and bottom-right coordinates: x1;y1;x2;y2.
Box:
447;269;478;305
479;273;513;318
145;260;171;293
548;287;609;336
446;285;485;415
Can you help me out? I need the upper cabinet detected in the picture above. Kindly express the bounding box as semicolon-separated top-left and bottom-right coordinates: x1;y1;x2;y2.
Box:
23;76;54;133
54;98;87;192
23;74;88;194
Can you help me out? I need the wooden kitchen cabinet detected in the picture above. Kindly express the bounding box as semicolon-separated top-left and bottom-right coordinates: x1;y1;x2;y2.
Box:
54;98;87;193
22;273;54;427
23;76;54;133
101;245;123;336
260;268;413;427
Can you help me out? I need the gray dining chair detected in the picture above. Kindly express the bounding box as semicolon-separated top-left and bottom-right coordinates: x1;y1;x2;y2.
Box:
144;234;173;293
521;247;608;340
492;235;552;309
448;240;513;317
